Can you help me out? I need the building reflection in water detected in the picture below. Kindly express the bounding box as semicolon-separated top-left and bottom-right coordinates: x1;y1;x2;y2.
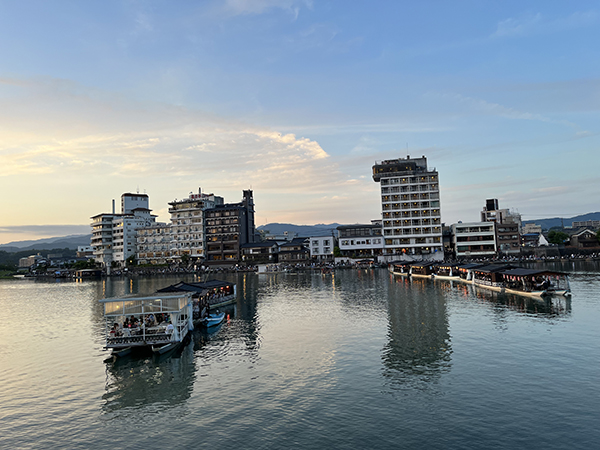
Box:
382;275;452;390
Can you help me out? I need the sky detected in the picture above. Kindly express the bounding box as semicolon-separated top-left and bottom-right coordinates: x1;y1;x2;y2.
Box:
1;0;599;244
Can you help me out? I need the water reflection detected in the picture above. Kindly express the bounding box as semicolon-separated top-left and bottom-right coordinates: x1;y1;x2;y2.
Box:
471;287;571;316
382;275;452;390
102;342;196;414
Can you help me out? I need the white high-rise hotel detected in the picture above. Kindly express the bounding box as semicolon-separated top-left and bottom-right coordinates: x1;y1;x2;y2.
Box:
373;155;443;261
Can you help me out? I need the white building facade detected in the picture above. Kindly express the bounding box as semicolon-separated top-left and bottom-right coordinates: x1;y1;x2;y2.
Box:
91;193;156;270
337;223;383;259
373;156;443;262
309;236;336;261
136;223;172;265
168;189;224;261
452;222;497;258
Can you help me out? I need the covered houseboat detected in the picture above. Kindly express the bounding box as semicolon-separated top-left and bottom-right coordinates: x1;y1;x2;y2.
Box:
157;279;236;326
389;262;412;277
101;292;194;356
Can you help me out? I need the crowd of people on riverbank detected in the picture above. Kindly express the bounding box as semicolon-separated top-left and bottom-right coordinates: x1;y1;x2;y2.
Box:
21;251;600;280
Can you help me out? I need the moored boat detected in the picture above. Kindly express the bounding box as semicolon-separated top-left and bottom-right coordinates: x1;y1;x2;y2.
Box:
101;292;193;357
410;263;435;279
389;262;412;277
500;268;571;298
432;263;461;281
201;312;226;328
157;280;236;323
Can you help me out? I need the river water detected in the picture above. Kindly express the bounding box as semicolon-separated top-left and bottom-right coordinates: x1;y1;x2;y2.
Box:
1;264;599;449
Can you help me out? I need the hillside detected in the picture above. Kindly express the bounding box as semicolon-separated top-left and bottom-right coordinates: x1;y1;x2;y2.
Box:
0;234;92;252
523;212;600;230
258;223;343;237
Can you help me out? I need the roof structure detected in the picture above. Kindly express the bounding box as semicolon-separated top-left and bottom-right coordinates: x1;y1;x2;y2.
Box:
156;280;234;294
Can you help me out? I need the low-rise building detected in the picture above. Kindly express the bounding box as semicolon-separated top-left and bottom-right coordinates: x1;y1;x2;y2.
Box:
278;238;310;264
452;222;497;258
18;254;45;268
521;233;549;247
241;241;279;264
496;223;521;256
570;229;599;249
522;223;542;235
337;222;383;259
572;220;600;229
309;236;336;262
76;246;94;258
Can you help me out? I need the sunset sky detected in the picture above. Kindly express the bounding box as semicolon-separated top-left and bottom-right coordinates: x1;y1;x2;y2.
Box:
1;1;599;244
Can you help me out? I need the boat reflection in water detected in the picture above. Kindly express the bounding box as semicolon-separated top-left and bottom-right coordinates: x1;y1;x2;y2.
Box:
382;275;452;390
102;342;196;415
471;285;572;316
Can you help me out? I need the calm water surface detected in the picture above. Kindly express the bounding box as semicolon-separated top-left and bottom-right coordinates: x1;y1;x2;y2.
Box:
1;264;599;449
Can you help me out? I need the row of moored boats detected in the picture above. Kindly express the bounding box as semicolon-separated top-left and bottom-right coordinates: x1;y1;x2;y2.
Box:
389;262;571;299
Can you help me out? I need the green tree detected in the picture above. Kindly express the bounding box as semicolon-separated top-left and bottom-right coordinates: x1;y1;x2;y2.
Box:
548;230;569;245
126;255;137;266
181;253;190;266
333;246;341;257
597;229;600;244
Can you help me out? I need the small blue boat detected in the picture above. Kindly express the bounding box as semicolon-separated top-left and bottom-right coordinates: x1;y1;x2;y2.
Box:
202;312;226;328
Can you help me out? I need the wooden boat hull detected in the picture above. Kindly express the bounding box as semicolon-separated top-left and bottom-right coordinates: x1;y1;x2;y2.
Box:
433;275;460;281
411;273;433;279
474;280;547;298
112;347;132;358
152;342;180;355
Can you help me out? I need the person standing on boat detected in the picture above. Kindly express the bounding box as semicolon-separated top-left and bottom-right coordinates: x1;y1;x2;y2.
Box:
166;321;174;334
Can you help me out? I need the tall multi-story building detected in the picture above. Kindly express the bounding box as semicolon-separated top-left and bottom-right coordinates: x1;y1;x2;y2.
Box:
91;212;117;268
373;155;443;261
136;223;172;265
91;193;156;270
168;189;224;261
204;190;256;265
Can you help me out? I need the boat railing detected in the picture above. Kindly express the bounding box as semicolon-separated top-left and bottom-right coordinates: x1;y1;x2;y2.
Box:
107;333;172;346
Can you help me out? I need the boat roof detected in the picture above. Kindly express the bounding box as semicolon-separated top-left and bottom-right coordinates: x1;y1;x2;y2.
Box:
456;263;486;270
156;279;234;294
502;268;567;277
99;292;192;303
472;264;515;273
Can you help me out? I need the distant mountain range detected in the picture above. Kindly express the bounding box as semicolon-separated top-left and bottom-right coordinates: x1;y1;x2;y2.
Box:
522;212;600;231
258;223;342;237
1;213;598;253
0;234;92;253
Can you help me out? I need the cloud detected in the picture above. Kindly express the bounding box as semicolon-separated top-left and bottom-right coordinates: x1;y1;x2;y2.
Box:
492;10;599;38
430;92;581;130
221;0;311;17
0;75;383;230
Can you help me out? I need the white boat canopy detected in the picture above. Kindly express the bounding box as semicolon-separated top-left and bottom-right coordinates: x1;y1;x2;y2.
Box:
100;293;193;317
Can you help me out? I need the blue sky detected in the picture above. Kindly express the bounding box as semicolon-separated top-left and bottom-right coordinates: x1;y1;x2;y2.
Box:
1;1;599;243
